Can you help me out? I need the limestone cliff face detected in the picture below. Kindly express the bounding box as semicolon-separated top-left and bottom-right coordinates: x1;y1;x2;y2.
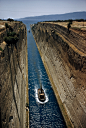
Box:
31;22;86;128
0;21;28;128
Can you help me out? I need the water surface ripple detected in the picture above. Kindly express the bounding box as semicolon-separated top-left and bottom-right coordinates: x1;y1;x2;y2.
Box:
24;20;67;128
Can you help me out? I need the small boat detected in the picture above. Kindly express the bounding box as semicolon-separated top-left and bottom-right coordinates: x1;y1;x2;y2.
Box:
28;30;30;33
38;85;46;102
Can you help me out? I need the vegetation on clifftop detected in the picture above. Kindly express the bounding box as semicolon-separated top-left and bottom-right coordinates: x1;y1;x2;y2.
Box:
43;19;86;23
0;47;3;51
67;20;72;32
4;24;19;46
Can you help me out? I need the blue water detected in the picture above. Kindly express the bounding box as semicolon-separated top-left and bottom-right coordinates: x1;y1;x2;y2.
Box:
22;20;67;128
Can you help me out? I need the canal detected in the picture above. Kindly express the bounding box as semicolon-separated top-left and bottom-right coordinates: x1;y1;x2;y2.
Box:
23;20;67;128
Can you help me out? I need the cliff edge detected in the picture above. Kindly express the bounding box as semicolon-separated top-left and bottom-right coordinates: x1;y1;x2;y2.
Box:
31;21;86;128
0;21;28;128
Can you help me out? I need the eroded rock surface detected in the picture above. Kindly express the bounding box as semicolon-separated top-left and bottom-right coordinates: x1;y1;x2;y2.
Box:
0;21;28;128
31;22;86;128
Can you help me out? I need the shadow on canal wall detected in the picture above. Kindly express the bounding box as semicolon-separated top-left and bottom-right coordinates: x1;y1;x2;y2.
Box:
0;21;28;128
31;22;86;128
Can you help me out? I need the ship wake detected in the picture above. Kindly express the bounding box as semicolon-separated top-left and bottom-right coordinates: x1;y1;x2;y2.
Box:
35;87;49;104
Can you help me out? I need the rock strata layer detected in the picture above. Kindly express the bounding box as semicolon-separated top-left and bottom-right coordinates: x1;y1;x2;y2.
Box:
31;22;86;128
0;21;28;128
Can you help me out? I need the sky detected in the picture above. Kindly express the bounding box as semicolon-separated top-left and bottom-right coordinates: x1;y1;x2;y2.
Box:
0;0;86;19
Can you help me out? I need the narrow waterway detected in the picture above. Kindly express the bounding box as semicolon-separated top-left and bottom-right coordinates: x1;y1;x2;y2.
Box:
23;20;67;128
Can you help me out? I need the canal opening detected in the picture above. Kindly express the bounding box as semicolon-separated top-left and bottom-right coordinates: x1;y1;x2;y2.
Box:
23;20;67;128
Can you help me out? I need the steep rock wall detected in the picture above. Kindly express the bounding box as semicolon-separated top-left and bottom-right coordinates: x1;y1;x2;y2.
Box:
0;21;28;128
31;22;86;128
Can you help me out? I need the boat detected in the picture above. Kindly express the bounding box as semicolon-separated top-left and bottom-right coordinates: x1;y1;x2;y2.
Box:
28;30;30;33
38;85;46;102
